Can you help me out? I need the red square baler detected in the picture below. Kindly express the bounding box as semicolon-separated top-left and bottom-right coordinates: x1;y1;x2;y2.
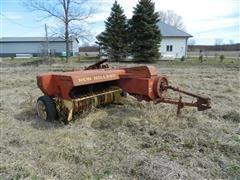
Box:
36;60;210;123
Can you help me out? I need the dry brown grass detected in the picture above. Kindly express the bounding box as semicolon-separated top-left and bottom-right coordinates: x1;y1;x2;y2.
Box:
0;60;239;179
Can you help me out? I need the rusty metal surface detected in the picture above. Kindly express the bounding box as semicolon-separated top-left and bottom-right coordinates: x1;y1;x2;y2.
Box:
37;64;157;100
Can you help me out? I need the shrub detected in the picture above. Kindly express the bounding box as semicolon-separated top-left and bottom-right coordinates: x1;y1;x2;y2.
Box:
220;55;224;62
199;55;203;62
180;56;185;61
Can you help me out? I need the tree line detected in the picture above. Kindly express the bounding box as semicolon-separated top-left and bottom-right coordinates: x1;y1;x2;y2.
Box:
96;0;161;62
188;44;240;52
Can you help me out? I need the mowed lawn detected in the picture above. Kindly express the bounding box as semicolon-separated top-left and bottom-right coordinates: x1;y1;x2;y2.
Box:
0;58;239;179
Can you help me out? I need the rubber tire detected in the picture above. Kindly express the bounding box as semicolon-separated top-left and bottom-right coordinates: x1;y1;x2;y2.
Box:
37;96;57;122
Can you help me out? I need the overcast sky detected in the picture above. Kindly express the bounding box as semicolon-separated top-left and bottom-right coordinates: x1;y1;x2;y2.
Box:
0;0;239;45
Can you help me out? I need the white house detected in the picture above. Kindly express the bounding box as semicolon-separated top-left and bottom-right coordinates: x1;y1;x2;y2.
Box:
158;22;192;59
0;37;79;57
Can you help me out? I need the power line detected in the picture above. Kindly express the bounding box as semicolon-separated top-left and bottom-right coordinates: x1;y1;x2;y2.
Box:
0;13;43;29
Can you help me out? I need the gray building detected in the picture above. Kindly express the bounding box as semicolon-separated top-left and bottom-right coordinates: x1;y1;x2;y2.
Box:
0;37;79;57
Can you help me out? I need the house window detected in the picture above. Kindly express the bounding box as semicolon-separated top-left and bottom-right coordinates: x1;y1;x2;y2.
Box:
166;45;173;52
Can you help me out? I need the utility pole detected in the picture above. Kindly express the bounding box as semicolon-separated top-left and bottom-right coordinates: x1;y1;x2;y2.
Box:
45;23;49;59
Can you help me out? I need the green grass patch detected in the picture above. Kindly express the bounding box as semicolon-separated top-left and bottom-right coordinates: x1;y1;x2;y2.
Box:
162;57;240;66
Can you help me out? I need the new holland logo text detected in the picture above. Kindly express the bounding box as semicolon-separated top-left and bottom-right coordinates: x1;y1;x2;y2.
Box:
78;74;117;83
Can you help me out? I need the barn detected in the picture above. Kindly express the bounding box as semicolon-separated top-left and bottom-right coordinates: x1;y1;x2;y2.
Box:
158;22;193;59
0;37;79;57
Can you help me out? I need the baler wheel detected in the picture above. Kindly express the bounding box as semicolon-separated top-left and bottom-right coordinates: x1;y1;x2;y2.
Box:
36;96;57;122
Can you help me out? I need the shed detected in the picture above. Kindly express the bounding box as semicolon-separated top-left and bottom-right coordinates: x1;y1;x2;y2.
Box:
0;37;79;57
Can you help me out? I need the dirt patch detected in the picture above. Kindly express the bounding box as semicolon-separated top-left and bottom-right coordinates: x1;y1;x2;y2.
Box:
222;111;240;123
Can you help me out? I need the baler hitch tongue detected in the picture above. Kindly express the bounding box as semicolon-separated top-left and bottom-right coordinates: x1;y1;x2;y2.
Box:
155;85;211;115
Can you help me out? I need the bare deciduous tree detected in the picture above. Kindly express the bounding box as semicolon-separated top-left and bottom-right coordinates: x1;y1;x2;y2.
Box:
158;10;185;30
25;0;94;62
188;39;196;46
215;38;223;45
229;40;234;45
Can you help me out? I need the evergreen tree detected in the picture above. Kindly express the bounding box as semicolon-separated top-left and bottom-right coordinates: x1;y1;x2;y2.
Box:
96;1;128;61
129;0;161;62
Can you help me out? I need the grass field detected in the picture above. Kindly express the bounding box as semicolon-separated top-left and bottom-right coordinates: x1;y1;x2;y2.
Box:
0;58;239;179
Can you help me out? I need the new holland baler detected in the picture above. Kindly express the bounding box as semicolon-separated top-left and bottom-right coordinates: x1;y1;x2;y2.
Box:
36;60;211;123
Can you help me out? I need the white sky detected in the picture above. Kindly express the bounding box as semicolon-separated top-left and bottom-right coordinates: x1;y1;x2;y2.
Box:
89;0;239;45
1;0;239;45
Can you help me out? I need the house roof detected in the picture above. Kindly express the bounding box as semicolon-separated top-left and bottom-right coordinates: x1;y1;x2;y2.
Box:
158;22;193;38
0;37;75;42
